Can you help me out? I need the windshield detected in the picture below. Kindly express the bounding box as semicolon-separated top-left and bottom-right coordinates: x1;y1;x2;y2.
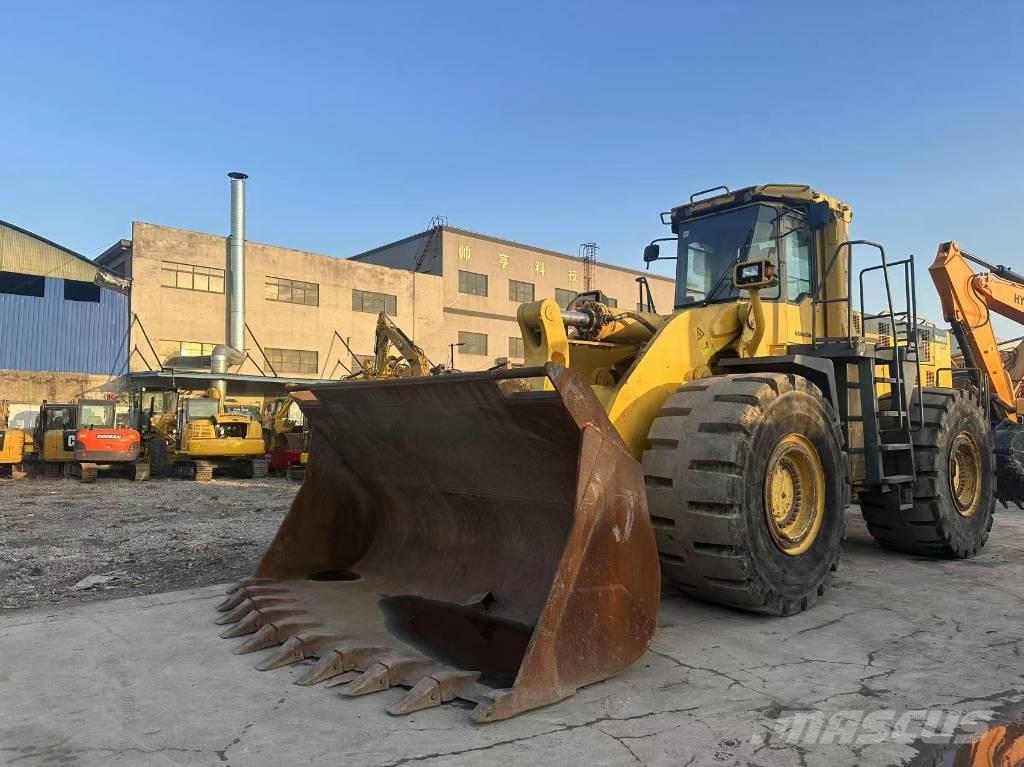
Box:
675;204;782;308
78;403;114;428
185;398;220;421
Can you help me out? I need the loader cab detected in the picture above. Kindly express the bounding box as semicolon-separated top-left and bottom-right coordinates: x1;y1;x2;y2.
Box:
669;203;811;310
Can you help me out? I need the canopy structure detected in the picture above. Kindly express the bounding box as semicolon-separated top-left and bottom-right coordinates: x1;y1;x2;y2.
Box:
111;370;322;397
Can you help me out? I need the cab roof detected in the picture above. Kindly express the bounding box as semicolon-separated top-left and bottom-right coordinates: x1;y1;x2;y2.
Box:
668;184;852;225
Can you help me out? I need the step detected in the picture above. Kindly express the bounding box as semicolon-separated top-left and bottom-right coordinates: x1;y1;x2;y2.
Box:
880;474;915;484
878;443;913;451
900;503;915;511
877;410;906;418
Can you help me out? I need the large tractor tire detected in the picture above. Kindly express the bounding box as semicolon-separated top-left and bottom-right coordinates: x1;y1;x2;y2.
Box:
859;388;994;557
642;374;848;616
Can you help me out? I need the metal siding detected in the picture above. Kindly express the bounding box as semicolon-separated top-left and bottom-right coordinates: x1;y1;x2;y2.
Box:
0;277;129;375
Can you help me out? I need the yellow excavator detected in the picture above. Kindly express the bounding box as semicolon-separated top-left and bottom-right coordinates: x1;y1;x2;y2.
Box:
350;311;444;379
150;389;266;481
214;184;1018;722
0;401;26;486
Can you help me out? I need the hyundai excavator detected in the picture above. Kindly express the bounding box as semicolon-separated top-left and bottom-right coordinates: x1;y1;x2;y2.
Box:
930;241;1024;505
213;184;1013;722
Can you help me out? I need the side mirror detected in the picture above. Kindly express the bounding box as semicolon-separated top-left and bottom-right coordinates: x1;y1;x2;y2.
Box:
643;243;660;263
733;259;778;290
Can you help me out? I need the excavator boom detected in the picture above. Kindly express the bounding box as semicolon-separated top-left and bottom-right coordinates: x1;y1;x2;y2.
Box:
930;240;1024;504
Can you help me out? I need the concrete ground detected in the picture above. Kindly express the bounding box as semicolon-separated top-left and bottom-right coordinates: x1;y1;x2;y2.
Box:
1;508;1021;767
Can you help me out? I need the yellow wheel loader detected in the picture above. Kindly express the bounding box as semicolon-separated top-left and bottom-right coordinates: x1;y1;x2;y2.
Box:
151;389;267;482
215;184;1006;722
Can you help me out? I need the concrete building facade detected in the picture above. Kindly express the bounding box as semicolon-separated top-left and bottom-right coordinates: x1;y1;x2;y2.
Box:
352;225;675;369
99;222;675;376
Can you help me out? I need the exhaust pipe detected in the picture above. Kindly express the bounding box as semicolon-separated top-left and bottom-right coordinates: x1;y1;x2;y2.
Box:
211;172;248;397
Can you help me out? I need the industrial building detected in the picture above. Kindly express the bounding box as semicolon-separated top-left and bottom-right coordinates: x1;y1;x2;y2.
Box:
96;215;674;377
0;219;130;425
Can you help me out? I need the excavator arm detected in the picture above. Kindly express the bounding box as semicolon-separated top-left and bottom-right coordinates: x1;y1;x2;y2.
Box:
370;312;433;378
929;241;1024;421
930;240;1024;506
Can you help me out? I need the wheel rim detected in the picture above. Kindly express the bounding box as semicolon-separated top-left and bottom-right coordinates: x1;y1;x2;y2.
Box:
949;431;982;517
763;433;826;556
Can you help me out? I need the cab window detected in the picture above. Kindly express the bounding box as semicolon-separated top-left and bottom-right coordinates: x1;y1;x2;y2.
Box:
783;228;813;301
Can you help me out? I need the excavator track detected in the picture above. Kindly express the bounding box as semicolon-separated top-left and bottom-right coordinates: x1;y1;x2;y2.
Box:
0;464;13;487
72;463;99;483
286;463;305;482
174;460;215;482
129;462;150;482
248;457;268;479
995;421;1024;508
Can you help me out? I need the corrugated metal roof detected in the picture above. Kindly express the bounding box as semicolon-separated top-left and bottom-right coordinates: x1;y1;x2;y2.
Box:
0;219;130;293
0;278;129;374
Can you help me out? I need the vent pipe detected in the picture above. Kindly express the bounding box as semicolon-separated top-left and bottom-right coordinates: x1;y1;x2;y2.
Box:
228;171;248;352
211;171;248;398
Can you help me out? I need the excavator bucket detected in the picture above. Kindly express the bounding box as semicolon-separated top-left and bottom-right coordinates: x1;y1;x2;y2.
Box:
215;364;659;721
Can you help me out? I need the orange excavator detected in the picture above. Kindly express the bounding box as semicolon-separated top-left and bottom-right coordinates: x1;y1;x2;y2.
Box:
71;399;148;482
930;241;1024;505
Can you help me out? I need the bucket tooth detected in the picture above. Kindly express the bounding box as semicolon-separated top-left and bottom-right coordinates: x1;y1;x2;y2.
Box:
294;643;386;686
234;619;319;656
216;585;285;612
254;633;337;672
216;595;291;624
341;656;437;698
219;609;264;638
226;577;275;595
215;598;256;624
233;623;282;655
387;671;482;716
340;663;390;697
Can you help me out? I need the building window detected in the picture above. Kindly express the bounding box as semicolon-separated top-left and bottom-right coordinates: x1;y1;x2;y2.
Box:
508;279;535;303
459;331;487;356
555;288;577;308
458;270;488;297
509;336;525;359
63;279;101;303
158;340;216;363
160;261;225;293
0;271;45;297
352;289;397;315
605;296;618;308
265;347;319;375
266;276;318;306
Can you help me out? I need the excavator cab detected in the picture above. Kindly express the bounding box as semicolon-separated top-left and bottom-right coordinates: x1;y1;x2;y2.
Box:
71;398;146;483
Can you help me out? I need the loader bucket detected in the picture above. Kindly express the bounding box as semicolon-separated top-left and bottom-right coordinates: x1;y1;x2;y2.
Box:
215;363;659;722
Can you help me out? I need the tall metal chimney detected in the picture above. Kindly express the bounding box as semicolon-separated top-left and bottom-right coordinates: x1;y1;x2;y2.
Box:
227;171;248;353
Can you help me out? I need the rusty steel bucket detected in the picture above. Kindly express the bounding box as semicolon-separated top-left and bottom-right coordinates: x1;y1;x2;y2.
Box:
215;364;659;722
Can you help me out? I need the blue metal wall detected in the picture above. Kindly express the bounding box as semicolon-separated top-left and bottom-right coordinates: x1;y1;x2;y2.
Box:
0;277;129;375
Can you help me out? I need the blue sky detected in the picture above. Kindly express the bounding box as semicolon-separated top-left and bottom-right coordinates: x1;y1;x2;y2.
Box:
2;1;1021;333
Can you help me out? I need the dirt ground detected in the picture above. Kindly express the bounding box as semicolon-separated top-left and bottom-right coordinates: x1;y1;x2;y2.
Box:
0;474;297;610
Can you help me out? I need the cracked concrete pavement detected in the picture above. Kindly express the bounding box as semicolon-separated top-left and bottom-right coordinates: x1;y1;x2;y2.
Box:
0;507;1021;766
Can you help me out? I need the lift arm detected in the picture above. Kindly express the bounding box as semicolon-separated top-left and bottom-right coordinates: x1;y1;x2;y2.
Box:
929;241;1024;421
